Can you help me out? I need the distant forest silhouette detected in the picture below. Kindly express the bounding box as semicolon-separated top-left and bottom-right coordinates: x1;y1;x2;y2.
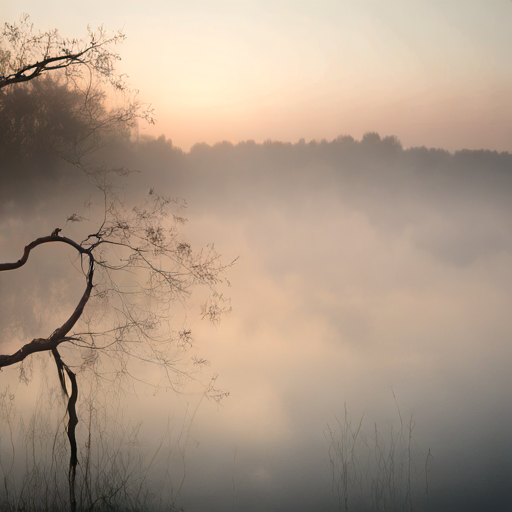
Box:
3;78;512;270
3;76;512;512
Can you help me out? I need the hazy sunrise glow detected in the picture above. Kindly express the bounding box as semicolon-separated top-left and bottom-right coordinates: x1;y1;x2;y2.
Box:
4;0;512;151
2;2;512;512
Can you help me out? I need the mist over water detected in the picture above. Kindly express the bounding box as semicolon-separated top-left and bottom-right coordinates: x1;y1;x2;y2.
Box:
2;125;512;510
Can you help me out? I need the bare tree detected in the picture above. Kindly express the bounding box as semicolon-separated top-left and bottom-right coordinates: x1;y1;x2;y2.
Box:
0;14;126;90
0;15;232;512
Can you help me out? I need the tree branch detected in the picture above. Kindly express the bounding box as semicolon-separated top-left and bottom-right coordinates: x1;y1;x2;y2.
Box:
0;18;126;91
0;236;94;369
52;346;79;512
0;49;91;89
0;235;87;271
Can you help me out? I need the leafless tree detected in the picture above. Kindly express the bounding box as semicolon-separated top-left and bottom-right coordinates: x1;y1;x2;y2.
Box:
0;14;126;90
0;15;232;512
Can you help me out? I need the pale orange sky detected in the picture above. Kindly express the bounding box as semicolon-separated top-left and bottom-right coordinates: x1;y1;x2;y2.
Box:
4;0;512;151
3;4;512;509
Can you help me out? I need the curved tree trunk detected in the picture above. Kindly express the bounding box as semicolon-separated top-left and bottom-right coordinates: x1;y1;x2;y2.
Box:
0;235;95;512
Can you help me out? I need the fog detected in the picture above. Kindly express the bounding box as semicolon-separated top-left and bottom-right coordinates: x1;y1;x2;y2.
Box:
1;94;512;510
124;135;512;511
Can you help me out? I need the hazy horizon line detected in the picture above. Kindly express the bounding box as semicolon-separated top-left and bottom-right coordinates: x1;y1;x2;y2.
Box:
137;131;512;156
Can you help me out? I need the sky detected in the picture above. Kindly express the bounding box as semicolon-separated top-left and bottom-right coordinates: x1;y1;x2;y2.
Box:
2;2;512;512
3;0;512;151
